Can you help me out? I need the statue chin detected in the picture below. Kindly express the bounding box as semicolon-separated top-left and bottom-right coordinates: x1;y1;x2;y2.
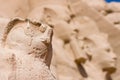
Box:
103;67;116;74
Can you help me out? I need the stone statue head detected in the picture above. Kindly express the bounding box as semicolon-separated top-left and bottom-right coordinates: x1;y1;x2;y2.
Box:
70;16;116;73
79;33;117;73
1;18;53;67
0;18;56;80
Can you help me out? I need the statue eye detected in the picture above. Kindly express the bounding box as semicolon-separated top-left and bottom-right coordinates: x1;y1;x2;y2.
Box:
105;48;111;52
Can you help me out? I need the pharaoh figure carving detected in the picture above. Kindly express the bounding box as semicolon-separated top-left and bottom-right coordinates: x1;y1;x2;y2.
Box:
70;16;117;80
0;18;55;80
0;0;57;80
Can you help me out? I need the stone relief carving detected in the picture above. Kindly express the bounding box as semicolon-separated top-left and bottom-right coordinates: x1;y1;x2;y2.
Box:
0;0;118;80
30;2;116;80
0;18;56;80
70;16;117;80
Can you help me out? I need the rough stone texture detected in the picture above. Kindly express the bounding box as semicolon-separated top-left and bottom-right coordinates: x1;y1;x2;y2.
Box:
105;13;120;24
29;0;68;10
0;0;29;18
83;0;107;13
106;2;120;12
0;0;119;80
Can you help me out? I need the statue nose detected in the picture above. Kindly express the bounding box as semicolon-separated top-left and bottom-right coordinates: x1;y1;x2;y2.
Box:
113;56;117;61
110;52;117;61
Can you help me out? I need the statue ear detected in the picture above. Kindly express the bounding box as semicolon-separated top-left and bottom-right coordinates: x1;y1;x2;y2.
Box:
82;37;94;60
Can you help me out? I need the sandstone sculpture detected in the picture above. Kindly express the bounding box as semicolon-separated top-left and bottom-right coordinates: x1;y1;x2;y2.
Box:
28;1;117;80
0;18;55;80
77;1;120;80
69;15;117;80
0;0;119;80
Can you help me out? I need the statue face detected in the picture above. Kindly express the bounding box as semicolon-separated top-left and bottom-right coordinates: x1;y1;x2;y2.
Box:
81;33;116;71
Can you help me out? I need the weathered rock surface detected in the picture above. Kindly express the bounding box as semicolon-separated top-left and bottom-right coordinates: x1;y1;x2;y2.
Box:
83;0;107;12
106;2;120;12
0;0;120;80
0;0;29;18
105;12;120;24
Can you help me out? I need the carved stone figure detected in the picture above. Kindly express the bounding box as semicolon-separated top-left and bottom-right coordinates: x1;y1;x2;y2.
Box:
70;16;117;80
77;33;117;80
27;1;117;80
27;2;84;79
0;0;118;80
0;18;55;80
